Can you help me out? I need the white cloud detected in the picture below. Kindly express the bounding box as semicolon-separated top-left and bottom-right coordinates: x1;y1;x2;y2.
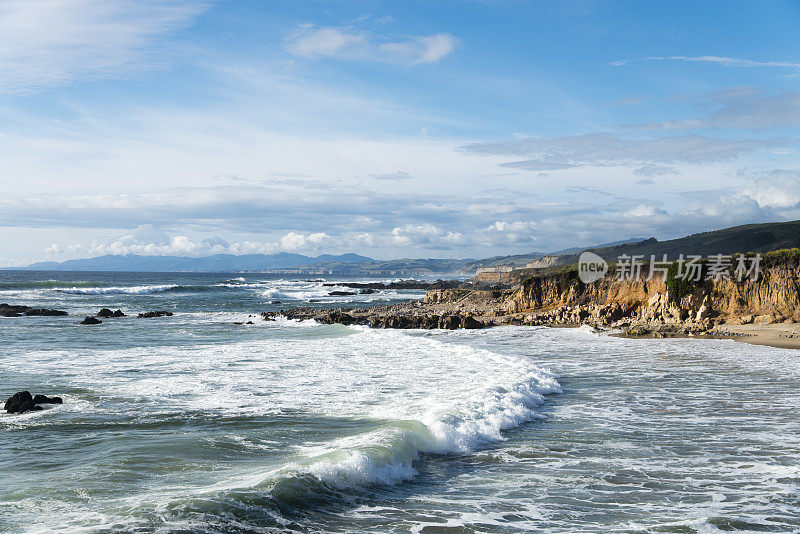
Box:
645;56;800;70
480;221;538;244
0;0;208;93
284;25;457;65
45;226;344;258
284;26;368;59
279;232;331;251
741;169;800;209
378;33;458;65
391;224;465;247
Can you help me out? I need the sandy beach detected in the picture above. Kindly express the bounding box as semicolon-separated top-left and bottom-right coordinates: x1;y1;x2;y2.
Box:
711;323;800;350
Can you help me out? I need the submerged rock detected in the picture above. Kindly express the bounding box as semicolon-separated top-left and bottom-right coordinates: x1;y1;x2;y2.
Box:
4;391;62;414
0;303;68;317
32;394;62;405
328;291;357;296
80;316;102;325
137;311;173;318
96;308;125;318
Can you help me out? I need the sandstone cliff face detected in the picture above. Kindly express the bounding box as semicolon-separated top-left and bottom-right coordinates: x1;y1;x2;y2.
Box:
433;259;800;330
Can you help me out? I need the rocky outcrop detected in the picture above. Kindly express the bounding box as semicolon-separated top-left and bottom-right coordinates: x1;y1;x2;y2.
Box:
322;279;463;291
478;254;800;333
97;308;125;318
138;311;173;318
262;306;485;330
0;303;68;317
80;316;102;325
4;391;62;414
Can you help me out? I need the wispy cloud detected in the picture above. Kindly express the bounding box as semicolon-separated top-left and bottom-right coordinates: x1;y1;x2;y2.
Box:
633;164;679;178
461;133;787;171
648;55;800;69
0;0;209;93
284;26;368;59
370;171;413;180
284;25;458;65
652;90;800;130
613;55;800;70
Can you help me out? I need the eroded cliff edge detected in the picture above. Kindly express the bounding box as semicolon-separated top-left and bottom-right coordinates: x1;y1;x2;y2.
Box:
264;250;800;340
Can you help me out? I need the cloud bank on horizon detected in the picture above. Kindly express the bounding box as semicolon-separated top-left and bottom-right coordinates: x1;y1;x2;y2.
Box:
1;0;800;266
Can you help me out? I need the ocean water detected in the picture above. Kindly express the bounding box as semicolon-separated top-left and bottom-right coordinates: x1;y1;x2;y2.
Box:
2;272;799;533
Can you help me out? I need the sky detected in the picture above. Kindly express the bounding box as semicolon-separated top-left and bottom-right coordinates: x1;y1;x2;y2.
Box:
1;0;800;266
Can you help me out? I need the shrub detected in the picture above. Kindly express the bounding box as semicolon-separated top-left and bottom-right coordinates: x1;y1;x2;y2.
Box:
666;261;697;301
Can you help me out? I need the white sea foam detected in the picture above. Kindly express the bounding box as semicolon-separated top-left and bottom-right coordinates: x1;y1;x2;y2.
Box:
259;281;426;303
9;314;800;533
293;368;558;488
261;287;290;299
55;284;178;295
576;324;603;335
8;323;559;496
262;329;561;488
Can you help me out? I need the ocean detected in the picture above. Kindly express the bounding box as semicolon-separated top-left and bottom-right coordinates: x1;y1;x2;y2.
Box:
1;271;799;533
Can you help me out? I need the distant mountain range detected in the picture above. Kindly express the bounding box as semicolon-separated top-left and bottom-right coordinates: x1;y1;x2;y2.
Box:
19;253;374;272
561;220;800;263
10;220;800;274
463;237;648;271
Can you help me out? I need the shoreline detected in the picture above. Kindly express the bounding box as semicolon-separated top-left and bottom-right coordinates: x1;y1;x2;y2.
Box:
263;300;800;351
709;323;800;350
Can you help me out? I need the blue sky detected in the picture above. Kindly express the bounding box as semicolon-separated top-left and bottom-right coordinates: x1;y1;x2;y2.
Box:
2;0;800;265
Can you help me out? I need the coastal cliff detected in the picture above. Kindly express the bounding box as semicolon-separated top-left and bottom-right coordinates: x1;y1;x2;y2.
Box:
264;250;800;342
496;252;800;332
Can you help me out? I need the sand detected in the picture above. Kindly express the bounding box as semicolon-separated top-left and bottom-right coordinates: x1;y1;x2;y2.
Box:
711;323;800;350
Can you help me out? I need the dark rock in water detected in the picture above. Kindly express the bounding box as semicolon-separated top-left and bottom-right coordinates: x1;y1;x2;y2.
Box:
5;391;62;413
322;279;463;291
0;303;68;317
4;391;32;412
315;310;358;325
459;316;484;329
328;291;357;296
16;401;42;413
97;308;125;318
80;316;102;325
32;394;62;404
261;306;485;331
246;321;254;325
137;311;173;318
360;289;375;294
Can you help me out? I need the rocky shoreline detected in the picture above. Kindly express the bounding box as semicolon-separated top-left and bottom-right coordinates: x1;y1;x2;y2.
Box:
263;254;800;349
262;304;485;329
